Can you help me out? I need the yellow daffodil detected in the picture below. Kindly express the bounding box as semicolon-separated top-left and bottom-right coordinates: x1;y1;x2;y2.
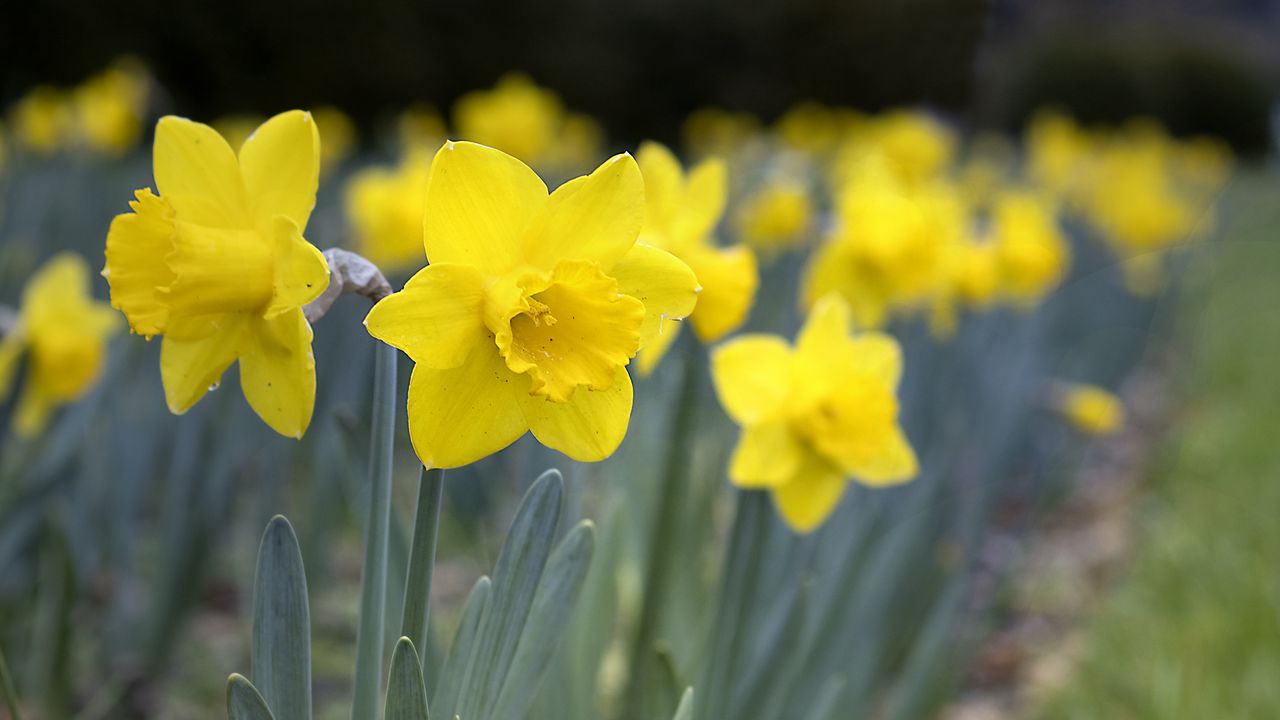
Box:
345;147;433;272
989;191;1069;307
774;102;848;156
634;142;758;373
397;103;448;150
1026;111;1095;204
711;294;917;533
71;58;151;155
735;180;814;254
103;111;329;438
1055;383;1124;436
0;254;120;436
364;141;698;469
543;113;606;171
312;106;356;174
453;74;565;165
10;86;74;154
681;107;761;161
865;110;956;186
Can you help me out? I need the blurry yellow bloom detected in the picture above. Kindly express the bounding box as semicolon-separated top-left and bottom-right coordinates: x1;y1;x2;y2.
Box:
734;180;814;254
1026;111;1095;204
1055;383;1124;436
0;254;119;436
10;86;74;154
989;191;1069;306
312;106;356;174
365;141;698;468
0;122;7;175
867;110;956;186
103;111;329;438
453;74;564;165
711;295;917;532
397;103;447;150
803;165;952;328
958;133;1014;207
544;112;605;171
947;239;1000;307
634;142;758;373
681;107;761;160
71;58;151;155
212;114;266;152
774;102;847;156
345;147;433;272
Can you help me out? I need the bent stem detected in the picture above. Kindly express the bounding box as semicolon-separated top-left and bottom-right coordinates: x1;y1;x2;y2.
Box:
623;341;706;719
352;342;398;719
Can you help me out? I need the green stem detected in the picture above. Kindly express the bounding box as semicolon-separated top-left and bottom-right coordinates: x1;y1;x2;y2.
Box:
352;343;398;719
0;644;20;720
623;343;704;719
400;467;444;660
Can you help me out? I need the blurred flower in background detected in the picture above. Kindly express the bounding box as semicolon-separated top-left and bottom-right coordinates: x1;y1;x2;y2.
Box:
70;57;152;156
1054;382;1125;436
0;253;119;437
312;105;357;174
9;86;74;154
345;146;434;273
733;178;815;256
452;73;604;171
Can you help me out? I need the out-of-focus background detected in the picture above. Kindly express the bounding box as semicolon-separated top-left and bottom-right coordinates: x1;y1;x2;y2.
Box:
1;1;1278;719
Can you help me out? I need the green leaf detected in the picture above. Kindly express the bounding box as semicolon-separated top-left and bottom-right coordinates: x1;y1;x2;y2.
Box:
671;687;694;720
352;343;398;720
491;520;596;720
454;469;564;720
385;637;430;720
401;468;445;656
251;516;312;720
227;674;276;720
0;644;21;720
433;575;490;718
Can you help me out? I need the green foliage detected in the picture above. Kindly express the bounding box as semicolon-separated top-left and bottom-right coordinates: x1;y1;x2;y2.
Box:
384;638;430;720
251;516;313;720
227;674;276;720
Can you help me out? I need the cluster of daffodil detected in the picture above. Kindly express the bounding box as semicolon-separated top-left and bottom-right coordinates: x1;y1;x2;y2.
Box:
3;57;152;156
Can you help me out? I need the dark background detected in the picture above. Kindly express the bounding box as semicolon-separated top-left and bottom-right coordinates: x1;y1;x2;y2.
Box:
2;0;1277;151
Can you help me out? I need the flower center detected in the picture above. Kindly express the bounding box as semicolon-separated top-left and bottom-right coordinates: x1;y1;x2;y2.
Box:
164;222;275;317
492;260;644;402
794;383;898;470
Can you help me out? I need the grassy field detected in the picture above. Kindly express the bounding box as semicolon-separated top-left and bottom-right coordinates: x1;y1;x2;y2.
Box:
1039;171;1280;719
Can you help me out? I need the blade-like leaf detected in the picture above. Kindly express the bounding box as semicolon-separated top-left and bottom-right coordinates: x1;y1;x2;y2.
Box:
227;674;276;720
455;469;564;720
401;468;445;655
491;521;596;720
385;637;430;720
433;576;491;718
251;516;311;720
672;687;694;720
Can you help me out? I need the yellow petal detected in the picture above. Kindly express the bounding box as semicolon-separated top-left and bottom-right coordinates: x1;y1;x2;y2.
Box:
848;332;903;386
160;314;247;414
0;333;26;401
636;142;683;238
728;422;803;488
495;260;644;402
676;157;728;244
364;263;488;369
793;294;857;400
239;309;316;438
526;153;644;271
608;243;699;351
239;110;321;234
21;253;90;317
635;316;682;376
686;244;758;342
517;365;632;462
266;215;329;317
710;334;792;424
423;141;547;275
12;381;53;439
771;454;847;533
406;346;529;469
153;116;249;228
848;425;918;486
104;189;175;336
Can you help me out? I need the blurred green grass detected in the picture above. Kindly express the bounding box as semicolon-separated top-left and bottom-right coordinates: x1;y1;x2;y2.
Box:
1039;172;1280;719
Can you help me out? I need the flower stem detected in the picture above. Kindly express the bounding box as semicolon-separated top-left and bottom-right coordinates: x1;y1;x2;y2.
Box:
400;467;445;662
352;342;397;719
0;643;20;720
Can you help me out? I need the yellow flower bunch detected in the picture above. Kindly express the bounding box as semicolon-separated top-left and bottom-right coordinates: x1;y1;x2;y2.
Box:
681;107;762;161
712;295;917;532
1054;383;1124;436
453;73;602;169
988;190;1070;307
103;111;330;438
365;141;698;468
633;142;759;373
0;254;120;436
9;86;74;154
397;104;447;150
345;146;433;273
71;58;152;155
312;106;357;174
1025;111;1097;205
840;110;956;187
774;102;862;157
803;160;954;329
734;179;814;255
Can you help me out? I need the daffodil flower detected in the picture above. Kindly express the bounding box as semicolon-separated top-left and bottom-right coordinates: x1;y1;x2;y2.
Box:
345;146;433;273
0;253;120;436
365;141;698;469
711;295;917;533
1055;383;1124;436
634;142;758;374
103;111;330;438
990;191;1069;307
